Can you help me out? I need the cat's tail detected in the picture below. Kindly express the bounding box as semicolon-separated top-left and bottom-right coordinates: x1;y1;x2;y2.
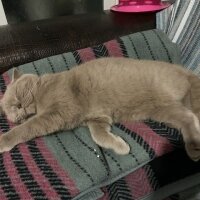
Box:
189;74;200;118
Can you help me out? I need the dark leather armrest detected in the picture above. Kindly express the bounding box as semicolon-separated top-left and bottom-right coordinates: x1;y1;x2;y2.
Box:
0;11;156;73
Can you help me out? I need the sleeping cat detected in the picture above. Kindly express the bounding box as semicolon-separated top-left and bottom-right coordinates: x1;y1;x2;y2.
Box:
1;57;200;161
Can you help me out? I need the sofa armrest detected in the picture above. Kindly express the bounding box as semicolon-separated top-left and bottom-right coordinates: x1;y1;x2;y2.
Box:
0;11;155;73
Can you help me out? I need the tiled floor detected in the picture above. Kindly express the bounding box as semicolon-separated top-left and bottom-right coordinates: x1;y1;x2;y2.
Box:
2;0;103;24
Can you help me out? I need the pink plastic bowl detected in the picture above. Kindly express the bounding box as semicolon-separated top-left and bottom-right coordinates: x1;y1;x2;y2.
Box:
111;0;172;13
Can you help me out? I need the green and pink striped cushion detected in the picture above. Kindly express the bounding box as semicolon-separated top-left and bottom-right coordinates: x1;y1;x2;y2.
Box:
0;29;187;200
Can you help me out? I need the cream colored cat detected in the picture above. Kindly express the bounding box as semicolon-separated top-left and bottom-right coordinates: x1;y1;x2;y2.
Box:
1;57;200;161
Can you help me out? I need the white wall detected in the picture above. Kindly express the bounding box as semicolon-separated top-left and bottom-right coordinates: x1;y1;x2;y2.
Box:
0;0;7;25
103;0;118;10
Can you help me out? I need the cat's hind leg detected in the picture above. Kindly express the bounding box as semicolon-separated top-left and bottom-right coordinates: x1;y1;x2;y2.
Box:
150;103;200;161
86;115;130;155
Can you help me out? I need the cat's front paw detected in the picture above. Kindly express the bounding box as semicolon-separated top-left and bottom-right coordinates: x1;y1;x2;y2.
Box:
185;136;200;161
0;134;14;153
113;136;130;155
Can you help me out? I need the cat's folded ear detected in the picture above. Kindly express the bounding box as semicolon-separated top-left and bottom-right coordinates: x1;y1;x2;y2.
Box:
12;68;22;82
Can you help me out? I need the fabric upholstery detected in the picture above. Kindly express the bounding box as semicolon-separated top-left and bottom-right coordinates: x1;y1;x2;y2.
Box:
0;29;188;200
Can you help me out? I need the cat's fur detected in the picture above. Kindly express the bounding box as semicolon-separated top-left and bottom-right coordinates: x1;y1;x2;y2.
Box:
1;57;200;161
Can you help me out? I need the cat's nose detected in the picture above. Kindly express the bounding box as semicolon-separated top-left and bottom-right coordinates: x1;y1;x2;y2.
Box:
14;119;21;124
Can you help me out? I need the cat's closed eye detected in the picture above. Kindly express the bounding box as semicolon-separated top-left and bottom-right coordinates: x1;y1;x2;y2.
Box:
12;102;22;109
14;97;22;109
16;103;22;109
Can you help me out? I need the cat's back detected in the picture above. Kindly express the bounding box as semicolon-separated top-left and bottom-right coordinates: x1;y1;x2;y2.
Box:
75;58;190;101
39;57;190;106
74;57;189;86
75;57;187;78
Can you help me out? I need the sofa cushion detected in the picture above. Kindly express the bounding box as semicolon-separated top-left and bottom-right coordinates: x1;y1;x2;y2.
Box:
0;29;186;200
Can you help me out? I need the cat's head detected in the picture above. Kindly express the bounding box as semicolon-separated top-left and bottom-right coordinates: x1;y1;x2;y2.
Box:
0;68;38;123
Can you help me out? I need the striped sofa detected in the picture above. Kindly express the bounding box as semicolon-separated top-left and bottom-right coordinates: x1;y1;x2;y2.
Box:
156;1;200;199
157;0;200;71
